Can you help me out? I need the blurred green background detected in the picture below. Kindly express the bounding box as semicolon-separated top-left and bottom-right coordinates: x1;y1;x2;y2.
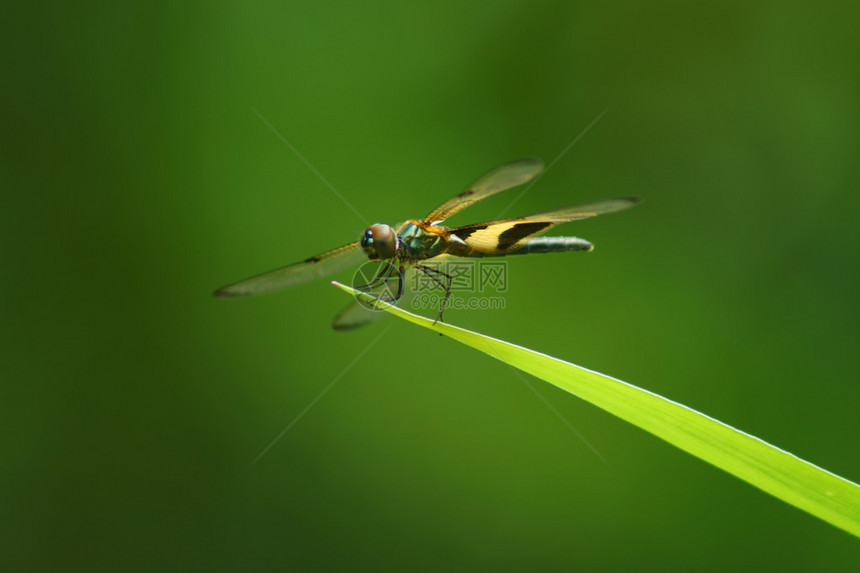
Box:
3;1;859;570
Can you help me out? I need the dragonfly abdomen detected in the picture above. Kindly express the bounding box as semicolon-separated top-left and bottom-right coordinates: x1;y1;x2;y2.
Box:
508;236;593;255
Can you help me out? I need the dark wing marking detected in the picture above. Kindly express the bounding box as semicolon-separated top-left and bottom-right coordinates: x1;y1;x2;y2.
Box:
496;222;552;250
450;197;640;255
423;158;544;224
451;223;488;241
213;242;364;297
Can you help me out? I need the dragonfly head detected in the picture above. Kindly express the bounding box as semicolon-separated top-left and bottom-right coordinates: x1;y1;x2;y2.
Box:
360;223;397;260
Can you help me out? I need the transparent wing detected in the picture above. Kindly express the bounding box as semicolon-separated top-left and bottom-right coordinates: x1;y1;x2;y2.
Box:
514;197;641;223
331;299;391;331
213;242;364;298
423;158;544;224
450;197;640;254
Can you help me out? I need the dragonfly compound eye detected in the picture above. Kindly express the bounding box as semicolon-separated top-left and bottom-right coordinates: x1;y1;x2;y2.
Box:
362;223;396;260
360;228;374;250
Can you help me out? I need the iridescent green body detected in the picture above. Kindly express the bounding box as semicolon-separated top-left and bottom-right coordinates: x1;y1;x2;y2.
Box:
396;220;448;260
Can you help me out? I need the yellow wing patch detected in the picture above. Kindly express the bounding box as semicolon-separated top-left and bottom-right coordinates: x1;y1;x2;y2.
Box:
452;221;554;254
449;197;640;255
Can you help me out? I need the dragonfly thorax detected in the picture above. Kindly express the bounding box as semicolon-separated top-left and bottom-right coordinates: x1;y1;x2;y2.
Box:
398;221;446;260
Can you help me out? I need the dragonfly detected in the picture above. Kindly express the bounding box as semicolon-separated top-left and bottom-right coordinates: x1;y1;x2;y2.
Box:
213;158;640;329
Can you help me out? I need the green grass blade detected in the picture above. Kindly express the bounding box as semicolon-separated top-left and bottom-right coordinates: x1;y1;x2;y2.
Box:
332;282;860;538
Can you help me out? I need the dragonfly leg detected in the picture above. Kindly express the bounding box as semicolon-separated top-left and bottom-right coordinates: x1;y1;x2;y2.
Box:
415;264;453;324
377;265;406;304
355;261;397;291
396;265;405;300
